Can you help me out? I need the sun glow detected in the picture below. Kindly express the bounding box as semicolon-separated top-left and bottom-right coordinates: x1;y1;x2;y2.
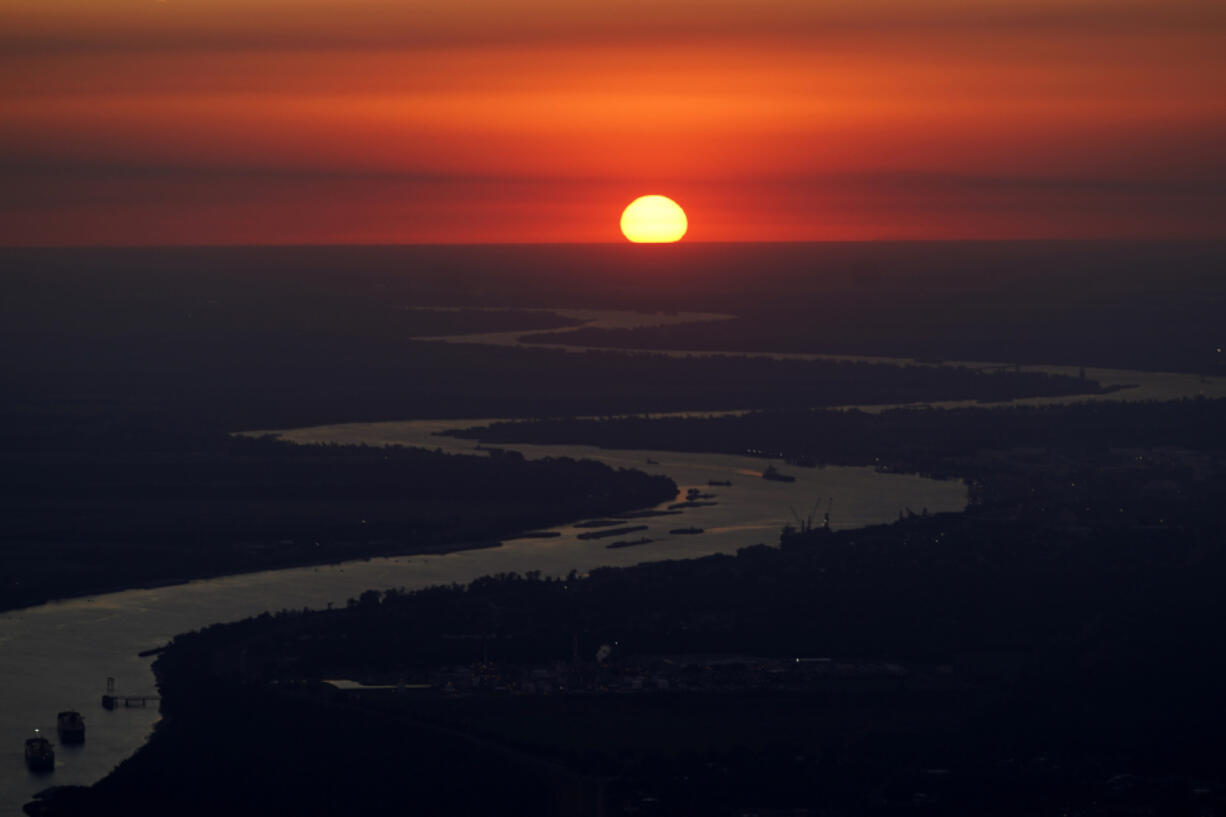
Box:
620;195;688;243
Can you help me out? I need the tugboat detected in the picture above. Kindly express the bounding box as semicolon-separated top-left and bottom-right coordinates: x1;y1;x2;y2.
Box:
25;730;55;772
57;710;85;744
762;465;796;483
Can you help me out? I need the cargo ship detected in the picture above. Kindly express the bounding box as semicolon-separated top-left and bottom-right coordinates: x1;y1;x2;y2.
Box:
25;732;55;772
57;710;85;743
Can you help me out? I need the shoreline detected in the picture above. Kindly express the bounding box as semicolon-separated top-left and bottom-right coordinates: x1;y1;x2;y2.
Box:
0;537;505;618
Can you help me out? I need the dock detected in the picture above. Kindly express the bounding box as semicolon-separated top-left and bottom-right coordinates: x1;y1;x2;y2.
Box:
101;676;159;710
101;694;159;710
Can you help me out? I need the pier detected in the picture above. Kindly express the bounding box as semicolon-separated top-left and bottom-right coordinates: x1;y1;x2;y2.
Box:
101;677;159;710
101;694;159;710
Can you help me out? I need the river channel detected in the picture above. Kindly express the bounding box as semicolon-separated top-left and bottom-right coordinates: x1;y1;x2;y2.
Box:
3;309;1224;814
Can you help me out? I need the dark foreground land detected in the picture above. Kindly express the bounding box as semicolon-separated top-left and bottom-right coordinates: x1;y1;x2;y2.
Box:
30;399;1226;817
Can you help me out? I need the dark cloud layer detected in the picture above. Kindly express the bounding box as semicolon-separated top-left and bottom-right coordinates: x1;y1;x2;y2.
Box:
3;1;1223;56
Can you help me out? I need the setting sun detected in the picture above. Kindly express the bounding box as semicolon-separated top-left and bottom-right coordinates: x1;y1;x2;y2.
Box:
620;195;688;243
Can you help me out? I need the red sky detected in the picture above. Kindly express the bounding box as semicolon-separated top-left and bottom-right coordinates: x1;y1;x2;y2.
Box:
2;0;1224;244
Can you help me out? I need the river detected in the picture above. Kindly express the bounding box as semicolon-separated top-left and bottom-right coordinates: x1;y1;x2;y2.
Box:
4;308;1224;815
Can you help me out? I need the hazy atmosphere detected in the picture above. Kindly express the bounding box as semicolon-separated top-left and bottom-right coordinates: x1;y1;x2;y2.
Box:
3;1;1225;816
3;0;1225;243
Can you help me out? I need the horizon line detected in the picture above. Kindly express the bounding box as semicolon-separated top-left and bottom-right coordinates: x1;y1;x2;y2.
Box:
4;237;1226;251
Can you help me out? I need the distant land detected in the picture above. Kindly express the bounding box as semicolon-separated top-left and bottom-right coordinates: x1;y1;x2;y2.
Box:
6;241;1223;378
448;398;1226;481
2;243;1137;433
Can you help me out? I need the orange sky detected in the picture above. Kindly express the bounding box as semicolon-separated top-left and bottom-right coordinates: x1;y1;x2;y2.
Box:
2;0;1224;244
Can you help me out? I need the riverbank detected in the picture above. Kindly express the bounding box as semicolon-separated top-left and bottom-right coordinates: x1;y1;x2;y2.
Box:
29;466;1226;816
0;430;677;614
0;537;506;617
446;398;1226;483
25;386;1226;816
0;447;965;817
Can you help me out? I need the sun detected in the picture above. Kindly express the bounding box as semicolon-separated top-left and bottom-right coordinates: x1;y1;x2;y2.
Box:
620;195;688;243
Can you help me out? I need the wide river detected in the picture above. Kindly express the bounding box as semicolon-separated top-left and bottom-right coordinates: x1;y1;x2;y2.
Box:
4;309;1225;814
